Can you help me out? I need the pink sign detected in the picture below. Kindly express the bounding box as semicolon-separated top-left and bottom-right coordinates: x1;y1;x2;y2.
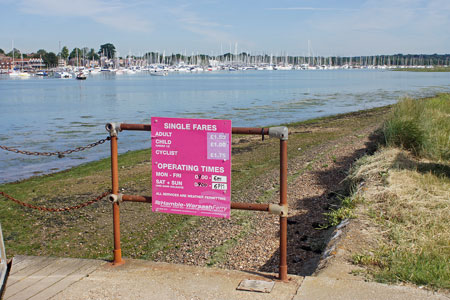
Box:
151;117;232;218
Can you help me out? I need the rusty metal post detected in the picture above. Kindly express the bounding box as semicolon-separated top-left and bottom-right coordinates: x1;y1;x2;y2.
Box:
110;123;291;277
279;139;288;281
107;122;125;266
111;136;124;265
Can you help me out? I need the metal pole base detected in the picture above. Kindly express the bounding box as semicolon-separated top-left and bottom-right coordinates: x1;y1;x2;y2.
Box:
278;266;289;282
112;249;125;266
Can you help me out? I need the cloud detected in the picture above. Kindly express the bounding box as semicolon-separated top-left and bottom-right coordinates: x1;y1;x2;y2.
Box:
168;4;236;43
17;0;152;32
303;0;450;54
302;0;445;33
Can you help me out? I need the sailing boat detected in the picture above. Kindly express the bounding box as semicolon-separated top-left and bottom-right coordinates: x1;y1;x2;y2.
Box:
75;49;86;80
9;43;30;78
9;41;19;77
18;53;30;78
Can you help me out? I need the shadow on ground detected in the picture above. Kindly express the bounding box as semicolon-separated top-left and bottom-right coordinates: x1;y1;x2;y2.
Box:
259;130;382;276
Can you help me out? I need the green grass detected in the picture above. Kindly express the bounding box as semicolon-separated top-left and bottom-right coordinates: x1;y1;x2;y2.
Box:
206;211;252;267
137;215;197;260
321;195;360;228
375;251;450;289
383;93;450;160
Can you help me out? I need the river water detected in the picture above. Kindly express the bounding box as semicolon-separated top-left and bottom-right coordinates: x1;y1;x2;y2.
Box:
0;69;449;183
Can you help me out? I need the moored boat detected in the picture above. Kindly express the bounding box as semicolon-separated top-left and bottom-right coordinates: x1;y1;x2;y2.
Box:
76;72;87;80
150;70;168;76
54;71;72;79
9;71;30;78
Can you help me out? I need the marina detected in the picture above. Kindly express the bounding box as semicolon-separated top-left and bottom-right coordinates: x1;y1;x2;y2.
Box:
0;69;449;183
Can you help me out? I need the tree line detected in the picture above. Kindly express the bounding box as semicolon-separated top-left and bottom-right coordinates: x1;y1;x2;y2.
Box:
0;43;116;67
1;43;449;67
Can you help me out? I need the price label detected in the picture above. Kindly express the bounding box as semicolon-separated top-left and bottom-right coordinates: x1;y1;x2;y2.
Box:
212;183;227;190
212;175;227;183
207;132;230;161
209;134;227;140
209;152;226;159
210;142;227;148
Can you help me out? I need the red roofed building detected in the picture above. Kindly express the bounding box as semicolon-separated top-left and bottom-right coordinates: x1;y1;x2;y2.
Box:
0;54;13;71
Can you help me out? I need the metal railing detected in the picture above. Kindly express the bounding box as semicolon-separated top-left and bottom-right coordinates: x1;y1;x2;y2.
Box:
106;123;290;281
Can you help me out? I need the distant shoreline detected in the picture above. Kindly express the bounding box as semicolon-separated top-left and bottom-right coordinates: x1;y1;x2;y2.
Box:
392;66;450;72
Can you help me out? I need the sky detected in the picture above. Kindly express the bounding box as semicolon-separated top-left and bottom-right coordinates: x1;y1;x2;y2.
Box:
1;0;449;57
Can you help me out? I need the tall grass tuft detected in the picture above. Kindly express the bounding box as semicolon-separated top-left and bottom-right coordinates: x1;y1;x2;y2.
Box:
383;94;450;161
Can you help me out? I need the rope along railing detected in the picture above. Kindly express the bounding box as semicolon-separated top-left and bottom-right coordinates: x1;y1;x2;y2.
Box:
0;191;110;212
0;137;111;158
0;137;112;211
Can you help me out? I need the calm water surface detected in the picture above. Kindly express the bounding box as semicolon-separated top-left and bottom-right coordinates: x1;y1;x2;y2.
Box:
0;70;449;183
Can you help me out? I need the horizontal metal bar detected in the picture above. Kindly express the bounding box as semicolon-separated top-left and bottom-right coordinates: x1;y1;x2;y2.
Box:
119;123;269;135
120;194;270;212
232;127;269;135
120;124;152;131
122;194;152;203
231;202;269;212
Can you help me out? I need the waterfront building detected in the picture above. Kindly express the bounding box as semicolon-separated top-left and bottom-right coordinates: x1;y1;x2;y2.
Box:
0;54;13;71
58;58;67;68
14;57;45;71
0;55;44;72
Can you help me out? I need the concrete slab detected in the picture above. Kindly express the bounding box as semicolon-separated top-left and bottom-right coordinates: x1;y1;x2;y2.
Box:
49;258;303;300
293;276;448;300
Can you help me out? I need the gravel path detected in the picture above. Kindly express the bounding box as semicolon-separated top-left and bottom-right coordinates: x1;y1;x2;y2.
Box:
152;109;386;276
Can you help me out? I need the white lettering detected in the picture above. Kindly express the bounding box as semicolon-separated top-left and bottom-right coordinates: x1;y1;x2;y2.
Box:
155;131;172;137
193;124;217;131
155;139;171;145
163;123;191;130
200;166;225;173
157;163;199;172
155;150;178;156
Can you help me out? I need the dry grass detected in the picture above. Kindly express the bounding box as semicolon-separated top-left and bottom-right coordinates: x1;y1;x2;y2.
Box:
349;147;450;290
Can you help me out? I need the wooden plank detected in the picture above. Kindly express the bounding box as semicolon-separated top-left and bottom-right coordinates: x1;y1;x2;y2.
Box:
8;256;47;274
4;257;76;299
28;259;104;300
6;257;58;287
6;258;83;300
9;255;27;266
